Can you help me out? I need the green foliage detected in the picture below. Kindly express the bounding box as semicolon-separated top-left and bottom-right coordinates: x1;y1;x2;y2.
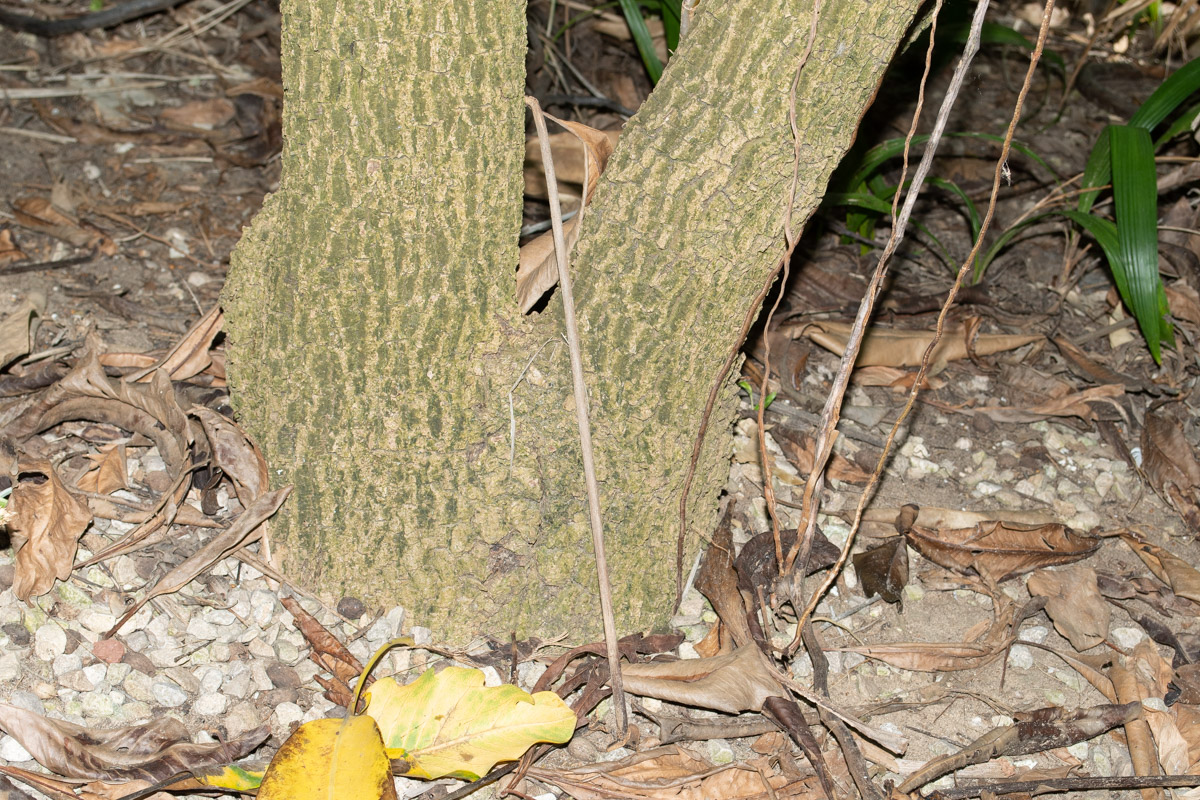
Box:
619;0;682;83
738;380;777;411
824;56;1198;364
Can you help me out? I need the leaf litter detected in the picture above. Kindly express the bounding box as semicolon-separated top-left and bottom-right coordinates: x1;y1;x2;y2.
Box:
0;0;1199;799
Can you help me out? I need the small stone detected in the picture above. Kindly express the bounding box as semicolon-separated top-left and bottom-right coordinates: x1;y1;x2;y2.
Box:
1018;626;1049;644
166;666;201;694
83;663;108;685
706;739;734;764
194;692;228;716
0;736;32;762
35;625;68;661
93;639;125;664
0;653;21;683
204;609;237;627
60;670;95;692
196;666;223;694
266;663;301;689
337;597;366;620
53;652;83;677
122;650;157;676
1111;627;1144;649
123;673;156;704
3;622;30;647
106;663;131;683
78;609;117;635
250;662;274;692
365;617;392;643
8;691;43;715
1007;645;1034;669
224;702;263;739
81;693;115;719
187;617;219;641
223;666;252;699
274;702;304;729
274;639;299;664
151;681;188;708
974;481;1003;496
247;636;275;660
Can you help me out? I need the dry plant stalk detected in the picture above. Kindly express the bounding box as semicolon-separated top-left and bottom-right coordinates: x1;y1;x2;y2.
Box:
524;96;628;737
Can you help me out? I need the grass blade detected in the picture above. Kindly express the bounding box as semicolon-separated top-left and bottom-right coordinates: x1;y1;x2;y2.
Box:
1109;124;1170;362
1129;56;1200;130
618;0;664;83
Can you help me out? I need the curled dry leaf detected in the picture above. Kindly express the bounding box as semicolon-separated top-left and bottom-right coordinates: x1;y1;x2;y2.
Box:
0;704;268;783
126;303;224;384
906;520;1100;584
10;197;117;255
969;384;1127;425
9;458;93;600
1026;566;1110;651
1110;641;1173;792
852;536;909;606
1141;408;1200;532
0;292;44;370
0;229;27;264
1120;531;1200;604
192;406;268;505
76;444;128;496
523;129;620;200
801;320;1041;367
516;118;615;314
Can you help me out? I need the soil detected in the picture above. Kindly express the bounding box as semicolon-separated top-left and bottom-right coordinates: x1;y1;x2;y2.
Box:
0;1;1198;799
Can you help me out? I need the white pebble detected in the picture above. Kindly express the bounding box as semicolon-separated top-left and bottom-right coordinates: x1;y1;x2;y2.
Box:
0;735;32;762
34;625;67;661
1111;627;1144;649
1007;645;1034;669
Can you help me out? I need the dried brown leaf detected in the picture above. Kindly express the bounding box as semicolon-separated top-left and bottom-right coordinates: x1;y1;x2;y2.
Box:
9;458;93;600
10;197;116;255
1026;566;1110;651
906;520;1100;583
529;745;805;800
192;406;268;505
127;304;223;383
523;129;620;199
0;229;27;264
1141;408;1200;531
802;321;1041;367
1120;532;1200;604
972;384;1126;424
77;444;128;496
1111;641;1173;798
0;293;43;370
852;536;909;606
516;216;581;314
0;704;267;783
159;98;236;131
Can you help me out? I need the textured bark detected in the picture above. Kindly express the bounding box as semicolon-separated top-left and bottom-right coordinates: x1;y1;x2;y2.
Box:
223;0;922;643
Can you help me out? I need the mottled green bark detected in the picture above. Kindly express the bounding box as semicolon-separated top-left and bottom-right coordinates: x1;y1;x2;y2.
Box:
223;0;921;643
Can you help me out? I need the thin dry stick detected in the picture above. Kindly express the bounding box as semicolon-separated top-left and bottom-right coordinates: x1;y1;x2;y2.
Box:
525;96;628;736
758;0;823;569
791;0;1057;644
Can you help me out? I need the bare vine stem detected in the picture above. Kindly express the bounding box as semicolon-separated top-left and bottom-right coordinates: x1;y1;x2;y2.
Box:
789;0;1057;647
525;96;628;735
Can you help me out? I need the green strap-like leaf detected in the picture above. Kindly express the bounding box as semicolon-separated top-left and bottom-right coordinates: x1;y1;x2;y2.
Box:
1129;56;1200;130
1110;125;1169;362
618;0;664;83
1079;57;1199;213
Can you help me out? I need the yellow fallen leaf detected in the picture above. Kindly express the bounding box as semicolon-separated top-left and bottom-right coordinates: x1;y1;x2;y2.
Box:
257;716;396;800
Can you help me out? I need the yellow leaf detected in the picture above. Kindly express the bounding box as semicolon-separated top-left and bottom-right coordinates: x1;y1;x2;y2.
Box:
257;716;396;800
194;763;264;792
365;667;575;780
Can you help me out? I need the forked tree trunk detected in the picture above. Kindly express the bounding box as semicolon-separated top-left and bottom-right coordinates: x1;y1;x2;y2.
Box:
223;0;923;642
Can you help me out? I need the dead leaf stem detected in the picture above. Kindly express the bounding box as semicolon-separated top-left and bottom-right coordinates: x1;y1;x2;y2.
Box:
525;96;627;737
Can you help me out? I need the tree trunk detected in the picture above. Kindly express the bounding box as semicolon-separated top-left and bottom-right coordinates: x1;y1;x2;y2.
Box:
223;0;923;642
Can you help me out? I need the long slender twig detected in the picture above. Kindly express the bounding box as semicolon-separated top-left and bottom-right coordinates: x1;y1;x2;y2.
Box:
524;96;628;737
790;0;1058;646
